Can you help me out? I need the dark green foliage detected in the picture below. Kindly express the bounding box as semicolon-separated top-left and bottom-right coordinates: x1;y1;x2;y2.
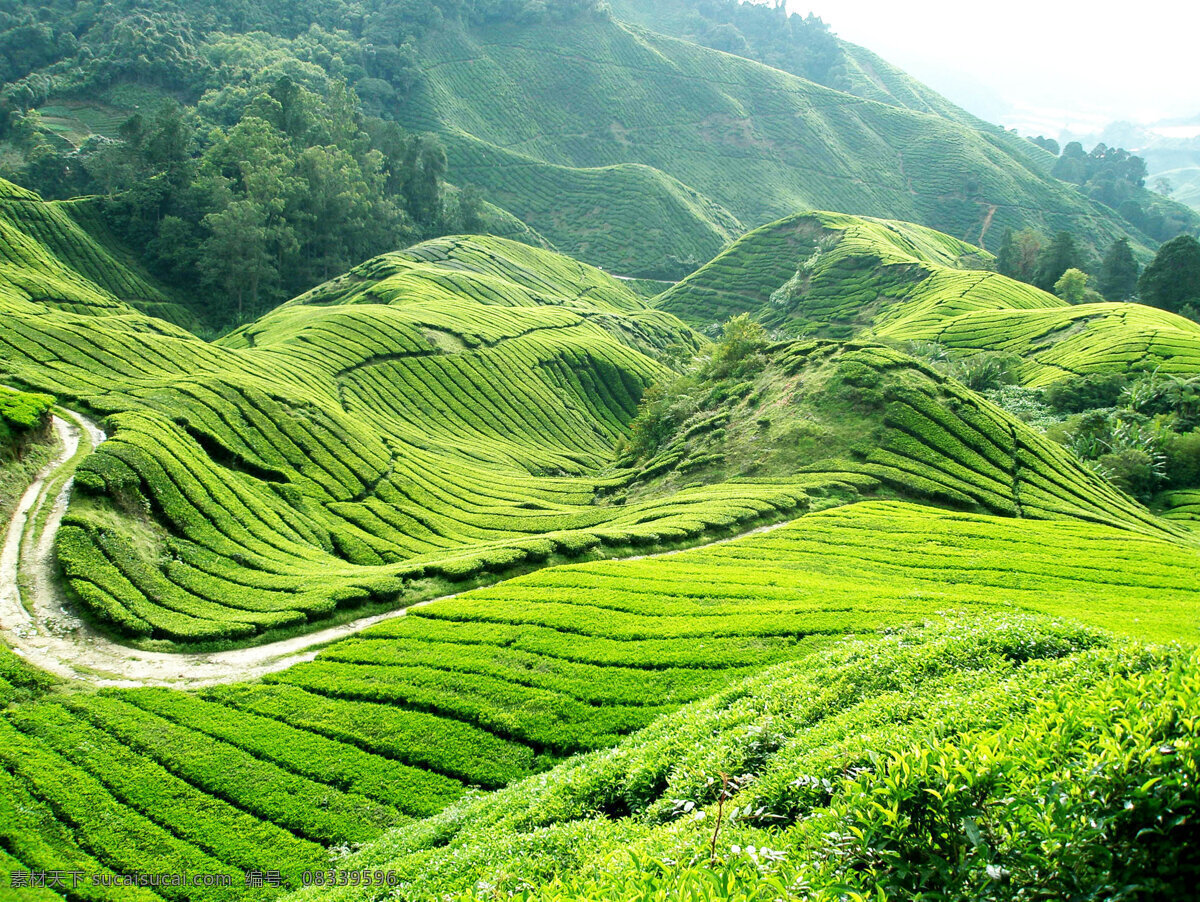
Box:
1044;373;1129;413
1139;235;1200;316
1098;236;1140;301
1033;231;1083;292
1094;447;1162;500
993;227;1044;284
1030;134;1060;155
1163;430;1200;489
940;351;1022;392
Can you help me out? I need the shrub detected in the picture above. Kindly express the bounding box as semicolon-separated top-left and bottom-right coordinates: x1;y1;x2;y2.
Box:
1094;448;1162;500
944;352;1021;392
1044;373;1128;413
1163;429;1200;488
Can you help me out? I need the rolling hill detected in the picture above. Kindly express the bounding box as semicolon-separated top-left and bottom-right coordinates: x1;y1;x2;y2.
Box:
658;210;1200;385
397;12;1193;274
2;181;1193;647
4;0;1196;310
1;169;1199;900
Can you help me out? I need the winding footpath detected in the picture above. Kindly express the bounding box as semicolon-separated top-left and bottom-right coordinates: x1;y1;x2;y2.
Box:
0;402;789;689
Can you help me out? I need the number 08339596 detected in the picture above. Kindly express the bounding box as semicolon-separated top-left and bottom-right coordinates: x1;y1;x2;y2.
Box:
301;869;401;888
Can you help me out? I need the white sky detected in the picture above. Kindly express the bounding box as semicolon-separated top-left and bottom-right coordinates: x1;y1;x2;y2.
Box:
785;0;1200;134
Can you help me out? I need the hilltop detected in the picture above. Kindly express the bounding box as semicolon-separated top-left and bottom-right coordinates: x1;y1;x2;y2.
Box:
1;0;1196;330
658;210;1200;385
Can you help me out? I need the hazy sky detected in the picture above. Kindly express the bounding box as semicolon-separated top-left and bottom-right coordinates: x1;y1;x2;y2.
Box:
787;0;1199;135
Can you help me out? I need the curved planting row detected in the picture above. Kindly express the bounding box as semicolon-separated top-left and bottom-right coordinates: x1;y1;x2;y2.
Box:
398;18;1150;275
0;218;824;644
660;210;1200;386
3;500;1196;897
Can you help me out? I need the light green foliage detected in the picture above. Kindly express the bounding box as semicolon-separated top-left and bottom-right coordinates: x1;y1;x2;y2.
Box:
659;210;1200;387
0;389;52;449
6;503;1194;897
615;341;1184;541
4;193;858;646
279;615;1200;902
0;388;56;523
1052;267;1091;303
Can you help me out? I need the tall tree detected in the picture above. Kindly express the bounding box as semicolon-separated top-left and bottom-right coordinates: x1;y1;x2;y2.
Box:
1098;237;1139;301
995;227;1043;284
1138;235;1200;316
200;198;277;322
403;134;447;232
1033;231;1082;292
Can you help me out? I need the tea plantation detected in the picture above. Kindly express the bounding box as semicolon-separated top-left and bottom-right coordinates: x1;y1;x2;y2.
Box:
401;17;1184;274
659;211;1200;385
1;177;1199;899
1;501;1197;898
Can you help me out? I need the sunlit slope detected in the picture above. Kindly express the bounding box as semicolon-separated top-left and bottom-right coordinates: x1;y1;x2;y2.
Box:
658;211;1200;384
277;615;1199;902
401;18;1159;274
618;342;1185;541
608;0;1047;139
2;501;1198;899
0;231;831;644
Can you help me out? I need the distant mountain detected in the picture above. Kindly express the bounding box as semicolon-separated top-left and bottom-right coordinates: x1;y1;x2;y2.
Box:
1;0;1194;306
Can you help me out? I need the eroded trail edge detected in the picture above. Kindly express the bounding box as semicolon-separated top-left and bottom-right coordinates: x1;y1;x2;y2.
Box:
0;405;790;689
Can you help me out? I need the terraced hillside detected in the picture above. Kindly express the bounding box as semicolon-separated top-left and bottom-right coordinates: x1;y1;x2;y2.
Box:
0;500;1197;899
0;180;194;328
2;171;1199;897
659;211;1200;385
399;16;1179;274
615;341;1187;539
276;613;1200;902
2;179;1196;650
0;185;847;647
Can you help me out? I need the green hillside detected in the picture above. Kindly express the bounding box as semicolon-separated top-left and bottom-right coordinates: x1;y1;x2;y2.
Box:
0;194;1195;897
659;211;1200;385
0;186;812;645
0;1;1199;897
0;505;1196;898
399;15;1187;274
2;179;1190;647
276;613;1199;902
3;0;1194;317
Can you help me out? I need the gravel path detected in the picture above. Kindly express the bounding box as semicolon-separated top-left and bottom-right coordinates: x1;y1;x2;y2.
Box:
0;402;794;688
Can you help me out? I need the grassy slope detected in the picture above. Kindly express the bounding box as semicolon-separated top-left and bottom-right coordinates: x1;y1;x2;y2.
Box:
2;504;1198;898
615;342;1187;540
280;614;1198;902
1;184;1199;896
400;16;1170;276
1;187;830;646
0;180;197;328
658;211;1200;386
0;390;57;527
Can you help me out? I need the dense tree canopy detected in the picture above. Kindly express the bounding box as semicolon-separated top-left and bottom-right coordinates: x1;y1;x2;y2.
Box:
1033;231;1083;292
995;227;1044;285
1098;237;1140;302
1138;235;1200;317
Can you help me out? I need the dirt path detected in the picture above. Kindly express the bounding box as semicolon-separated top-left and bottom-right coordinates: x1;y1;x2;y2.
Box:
0;403;795;689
